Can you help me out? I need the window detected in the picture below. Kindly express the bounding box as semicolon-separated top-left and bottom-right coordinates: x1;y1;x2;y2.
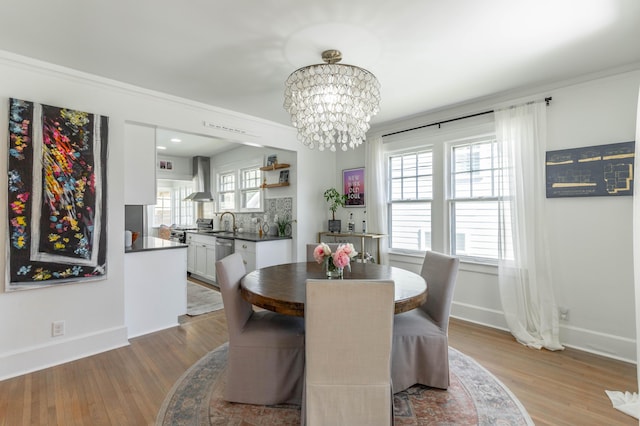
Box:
240;166;262;210
217;165;263;212
153;189;172;226
152;181;195;227
384;118;502;264
387;150;433;251
449;138;506;261
218;172;235;211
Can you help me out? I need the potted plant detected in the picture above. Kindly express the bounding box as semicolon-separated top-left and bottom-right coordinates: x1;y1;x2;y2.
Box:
275;215;295;237
324;188;347;232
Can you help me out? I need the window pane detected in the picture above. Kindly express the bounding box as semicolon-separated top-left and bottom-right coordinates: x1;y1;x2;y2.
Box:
388;150;433;254
453;145;470;172
417;176;432;199
240;166;262;210
219;173;235;192
242;190;261;209
390;178;403;201
471;170;494;197
242;168;261;189
451;200;499;259
450;138;505;261
219;192;235;211
389;150;432;202
390;202;431;251
417;152;432;175
402;177;417;199
452;140;498;198
474;142;494;170
390;156;403;179
453;173;471;198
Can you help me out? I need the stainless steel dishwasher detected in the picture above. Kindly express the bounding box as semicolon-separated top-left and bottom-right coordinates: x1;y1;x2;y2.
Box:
215;237;234;263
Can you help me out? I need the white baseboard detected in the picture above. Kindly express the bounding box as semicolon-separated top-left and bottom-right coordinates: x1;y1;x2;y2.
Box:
127;321;180;339
451;301;509;331
560;324;636;364
451;301;636;364
0;326;129;381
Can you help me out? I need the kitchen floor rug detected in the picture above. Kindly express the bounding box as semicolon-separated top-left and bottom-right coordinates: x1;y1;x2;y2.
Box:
156;343;534;425
187;281;224;316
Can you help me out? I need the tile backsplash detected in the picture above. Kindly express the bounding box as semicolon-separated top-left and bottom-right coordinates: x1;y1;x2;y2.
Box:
218;197;293;235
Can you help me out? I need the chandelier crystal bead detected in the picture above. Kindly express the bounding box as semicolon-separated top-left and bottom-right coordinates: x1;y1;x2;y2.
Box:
283;50;380;151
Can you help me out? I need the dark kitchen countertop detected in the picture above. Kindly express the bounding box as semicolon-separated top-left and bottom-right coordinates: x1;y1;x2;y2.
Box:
186;230;291;242
125;236;187;253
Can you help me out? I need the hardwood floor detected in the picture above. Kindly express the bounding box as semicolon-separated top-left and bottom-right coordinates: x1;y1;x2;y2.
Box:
0;313;636;425
448;319;637;426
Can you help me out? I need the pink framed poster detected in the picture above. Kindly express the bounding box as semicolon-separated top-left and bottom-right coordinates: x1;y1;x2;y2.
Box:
343;167;365;207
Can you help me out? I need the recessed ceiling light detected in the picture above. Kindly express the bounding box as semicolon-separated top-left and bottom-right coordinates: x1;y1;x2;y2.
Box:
170;138;182;143
157;146;167;150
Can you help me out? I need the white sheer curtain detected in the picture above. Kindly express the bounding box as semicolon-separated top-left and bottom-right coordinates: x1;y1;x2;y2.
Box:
633;85;640;394
495;101;563;351
365;135;389;264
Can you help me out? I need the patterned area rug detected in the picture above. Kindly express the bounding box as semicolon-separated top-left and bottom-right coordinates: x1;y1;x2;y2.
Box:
187;281;224;316
157;343;533;425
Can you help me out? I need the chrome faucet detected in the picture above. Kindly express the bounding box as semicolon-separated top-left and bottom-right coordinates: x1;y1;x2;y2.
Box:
220;211;238;234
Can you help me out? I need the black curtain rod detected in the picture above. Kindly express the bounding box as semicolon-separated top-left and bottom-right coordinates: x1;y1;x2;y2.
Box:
382;96;552;138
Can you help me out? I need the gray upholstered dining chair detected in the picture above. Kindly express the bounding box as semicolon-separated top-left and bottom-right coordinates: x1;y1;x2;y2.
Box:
391;251;460;393
306;243;340;262
216;253;305;405
304;279;395;426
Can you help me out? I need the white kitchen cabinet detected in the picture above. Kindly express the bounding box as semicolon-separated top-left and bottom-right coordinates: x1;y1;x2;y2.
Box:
234;239;292;273
187;233;217;282
124;123;156;205
124;242;187;338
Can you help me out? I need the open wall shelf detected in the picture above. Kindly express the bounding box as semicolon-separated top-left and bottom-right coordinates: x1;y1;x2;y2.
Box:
261;182;290;189
260;163;290;171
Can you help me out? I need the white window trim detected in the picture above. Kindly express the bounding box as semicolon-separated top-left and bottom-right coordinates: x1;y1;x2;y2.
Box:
383;117;498;265
215;158;264;213
239;164;264;213
217;169;236;212
386;147;434;254
446;135;501;263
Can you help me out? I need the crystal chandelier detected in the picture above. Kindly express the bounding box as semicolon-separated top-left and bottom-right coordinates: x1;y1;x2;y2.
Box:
283;49;381;151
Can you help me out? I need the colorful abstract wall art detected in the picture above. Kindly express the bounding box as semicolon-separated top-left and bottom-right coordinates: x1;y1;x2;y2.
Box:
343;167;365;207
6;98;108;291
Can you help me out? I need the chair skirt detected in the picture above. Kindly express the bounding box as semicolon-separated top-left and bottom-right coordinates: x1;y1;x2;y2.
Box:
391;309;450;393
226;311;305;405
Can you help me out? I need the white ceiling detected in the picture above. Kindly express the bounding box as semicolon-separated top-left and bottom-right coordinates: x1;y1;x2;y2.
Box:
155;128;239;157
2;1;640;156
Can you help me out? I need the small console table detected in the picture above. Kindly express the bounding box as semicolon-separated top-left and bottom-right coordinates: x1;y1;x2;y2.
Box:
317;232;387;264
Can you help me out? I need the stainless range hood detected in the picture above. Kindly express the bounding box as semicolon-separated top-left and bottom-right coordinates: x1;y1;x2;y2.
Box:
184;156;214;202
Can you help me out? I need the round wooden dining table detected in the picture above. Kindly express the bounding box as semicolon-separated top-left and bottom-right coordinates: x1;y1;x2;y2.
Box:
240;261;427;317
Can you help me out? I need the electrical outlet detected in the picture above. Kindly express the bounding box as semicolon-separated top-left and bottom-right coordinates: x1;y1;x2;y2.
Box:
559;307;569;322
52;320;65;337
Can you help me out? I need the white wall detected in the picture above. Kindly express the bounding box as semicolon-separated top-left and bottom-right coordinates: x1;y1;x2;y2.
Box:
157;155;192;181
0;50;332;379
367;69;640;362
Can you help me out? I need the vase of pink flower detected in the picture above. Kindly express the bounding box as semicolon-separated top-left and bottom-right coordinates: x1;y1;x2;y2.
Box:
313;242;358;279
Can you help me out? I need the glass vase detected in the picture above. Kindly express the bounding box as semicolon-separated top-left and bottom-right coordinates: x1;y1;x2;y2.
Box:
324;257;343;279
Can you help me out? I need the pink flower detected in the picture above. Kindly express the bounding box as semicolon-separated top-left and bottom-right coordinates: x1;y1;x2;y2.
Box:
340;243;358;258
313;243;331;264
333;250;351;269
